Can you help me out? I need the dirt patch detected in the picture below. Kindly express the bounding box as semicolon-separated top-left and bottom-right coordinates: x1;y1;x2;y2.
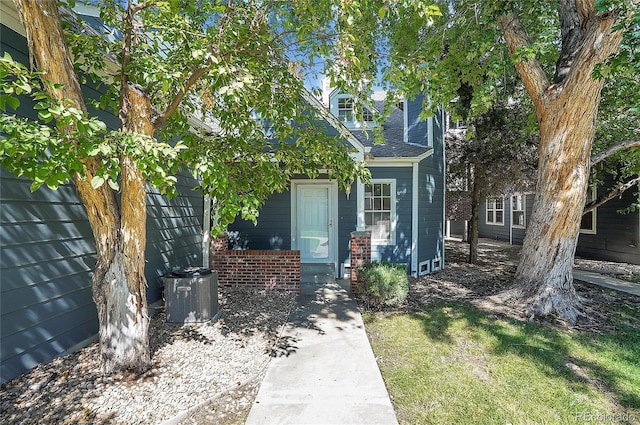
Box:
407;239;640;334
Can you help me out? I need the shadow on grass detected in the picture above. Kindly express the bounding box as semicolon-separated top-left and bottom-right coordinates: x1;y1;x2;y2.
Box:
411;300;640;411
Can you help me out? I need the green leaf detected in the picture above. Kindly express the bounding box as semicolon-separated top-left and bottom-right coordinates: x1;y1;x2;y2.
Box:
90;175;105;189
107;179;119;190
0;95;20;111
29;180;44;192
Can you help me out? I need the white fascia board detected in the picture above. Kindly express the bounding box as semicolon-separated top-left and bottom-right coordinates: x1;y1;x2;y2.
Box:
1;3;24;36
367;149;433;167
411;162;419;276
302;87;365;154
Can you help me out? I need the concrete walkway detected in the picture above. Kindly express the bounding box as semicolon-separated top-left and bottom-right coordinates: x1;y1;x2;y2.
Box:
245;280;398;425
573;270;640;297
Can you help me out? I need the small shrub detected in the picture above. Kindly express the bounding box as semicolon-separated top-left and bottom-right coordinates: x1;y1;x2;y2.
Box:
355;262;408;308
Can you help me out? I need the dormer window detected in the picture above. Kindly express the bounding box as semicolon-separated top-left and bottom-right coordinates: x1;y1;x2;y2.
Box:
337;96;374;124
338;97;354;122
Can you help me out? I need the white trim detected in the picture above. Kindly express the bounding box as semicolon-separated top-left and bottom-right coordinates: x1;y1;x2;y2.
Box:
291;180;339;269
441;108;446;269
357;177;366;231
511;194;526;229
364;179;397;246
580;185;597;235
1;2;25;36
411;163;419;277
486;196;505;226
403;100;409;143
427;116;434;147
366;149;433;167
418;260;431;276
301;88;365;153
432;257;442;272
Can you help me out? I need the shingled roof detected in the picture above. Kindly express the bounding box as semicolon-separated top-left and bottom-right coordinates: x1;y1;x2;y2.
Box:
350;101;432;159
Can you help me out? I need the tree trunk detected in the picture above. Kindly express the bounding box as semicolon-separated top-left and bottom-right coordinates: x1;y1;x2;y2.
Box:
14;0;151;373
498;6;623;323
498;5;623;323
512;84;601;322
468;169;482;264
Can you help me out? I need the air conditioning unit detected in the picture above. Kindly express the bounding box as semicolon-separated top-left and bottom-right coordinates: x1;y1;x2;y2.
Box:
162;267;219;324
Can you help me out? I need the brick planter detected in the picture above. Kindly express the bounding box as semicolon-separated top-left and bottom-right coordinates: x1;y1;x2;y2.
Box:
350;231;371;292
210;240;300;292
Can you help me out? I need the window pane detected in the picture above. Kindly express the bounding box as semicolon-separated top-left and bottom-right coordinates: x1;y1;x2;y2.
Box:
580;212;593;230
374;184;382;196
496;198;503;209
383;198;391;210
374;198;382;210
513;211;525;227
488;211;494;222
382;184;390;196
496;211;503;223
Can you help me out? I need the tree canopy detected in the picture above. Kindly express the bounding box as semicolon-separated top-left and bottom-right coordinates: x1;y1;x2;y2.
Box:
1;0;370;231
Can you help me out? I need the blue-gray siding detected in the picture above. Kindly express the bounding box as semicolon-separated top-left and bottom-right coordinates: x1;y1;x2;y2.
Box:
1;24;203;383
406;94;429;147
476;187;639;265
576;184;640;264
418;109;445;269
478;197;510;242
369;167;413;267
227;177;357;266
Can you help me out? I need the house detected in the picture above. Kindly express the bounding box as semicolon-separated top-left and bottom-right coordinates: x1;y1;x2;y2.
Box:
0;6;206;384
451;182;640;265
224;83;447;278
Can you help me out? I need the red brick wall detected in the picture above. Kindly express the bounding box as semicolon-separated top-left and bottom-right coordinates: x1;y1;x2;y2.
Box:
211;247;300;292
350;231;371;292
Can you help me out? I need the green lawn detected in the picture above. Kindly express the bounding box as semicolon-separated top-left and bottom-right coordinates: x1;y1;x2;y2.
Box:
364;301;640;425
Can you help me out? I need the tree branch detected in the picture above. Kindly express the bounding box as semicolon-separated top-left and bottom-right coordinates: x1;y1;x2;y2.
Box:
591;139;640;166
152;66;208;129
152;8;267;129
554;0;586;85
584;175;640;214
497;11;550;109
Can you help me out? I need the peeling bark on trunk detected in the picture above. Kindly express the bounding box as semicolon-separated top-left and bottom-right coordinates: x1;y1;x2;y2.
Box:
512;83;599;323
14;0;151;373
498;4;623;323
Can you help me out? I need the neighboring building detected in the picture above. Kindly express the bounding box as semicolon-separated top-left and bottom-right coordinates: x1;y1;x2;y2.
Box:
452;184;640;265
226;84;447;277
1;6;205;384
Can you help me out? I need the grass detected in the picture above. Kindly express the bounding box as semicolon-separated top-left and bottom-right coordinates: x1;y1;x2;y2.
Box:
364;301;640;425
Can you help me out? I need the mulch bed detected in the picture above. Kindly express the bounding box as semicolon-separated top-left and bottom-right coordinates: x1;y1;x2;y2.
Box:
406;239;640;334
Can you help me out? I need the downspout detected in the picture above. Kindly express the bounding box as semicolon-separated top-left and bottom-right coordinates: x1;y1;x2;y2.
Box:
411;162;419;277
441;108;446;268
202;195;211;268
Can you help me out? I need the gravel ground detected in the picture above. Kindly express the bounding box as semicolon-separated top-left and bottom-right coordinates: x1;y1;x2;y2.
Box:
0;288;294;425
2;239;637;424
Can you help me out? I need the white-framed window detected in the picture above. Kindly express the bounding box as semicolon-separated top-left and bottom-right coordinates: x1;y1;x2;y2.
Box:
511;195;526;228
486;197;504;225
338;97;354;122
337;96;373;123
365;180;396;244
580;185;597;234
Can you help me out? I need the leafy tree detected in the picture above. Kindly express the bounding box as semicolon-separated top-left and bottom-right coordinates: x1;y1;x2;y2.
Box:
447;99;538;264
0;0;367;373
335;0;640;322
